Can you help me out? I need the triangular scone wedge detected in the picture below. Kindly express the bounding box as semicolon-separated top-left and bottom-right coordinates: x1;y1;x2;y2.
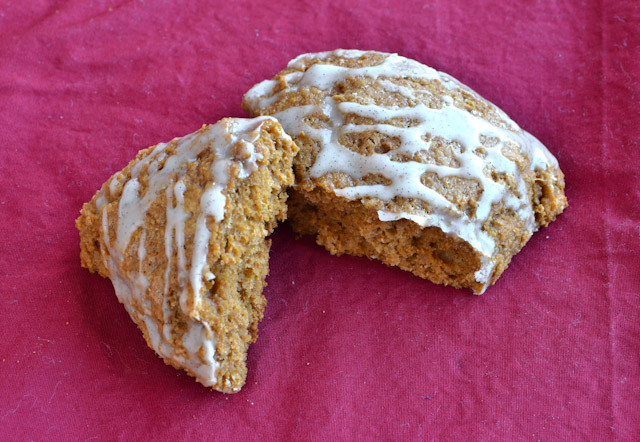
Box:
76;117;298;392
243;50;567;294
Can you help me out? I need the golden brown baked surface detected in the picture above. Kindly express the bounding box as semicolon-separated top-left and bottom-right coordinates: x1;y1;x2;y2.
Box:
243;49;567;293
76;117;298;392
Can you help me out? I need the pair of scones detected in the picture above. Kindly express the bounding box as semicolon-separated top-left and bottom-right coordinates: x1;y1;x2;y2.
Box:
77;50;567;392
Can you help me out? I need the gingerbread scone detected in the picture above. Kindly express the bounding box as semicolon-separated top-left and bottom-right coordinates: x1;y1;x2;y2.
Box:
243;50;567;294
76;117;298;392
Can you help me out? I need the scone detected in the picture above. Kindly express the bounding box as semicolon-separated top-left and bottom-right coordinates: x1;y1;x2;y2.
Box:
76;117;298;392
243;50;567;294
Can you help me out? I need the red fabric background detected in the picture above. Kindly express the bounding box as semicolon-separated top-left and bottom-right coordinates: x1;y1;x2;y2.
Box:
1;0;639;440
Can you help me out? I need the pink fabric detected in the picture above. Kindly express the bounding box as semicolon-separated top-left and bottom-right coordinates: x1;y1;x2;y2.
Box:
2;0;639;440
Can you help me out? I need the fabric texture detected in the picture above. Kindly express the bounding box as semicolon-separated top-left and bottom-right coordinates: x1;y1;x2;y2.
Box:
1;0;638;440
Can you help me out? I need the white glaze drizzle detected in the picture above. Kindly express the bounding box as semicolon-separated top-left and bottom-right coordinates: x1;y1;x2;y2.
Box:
95;116;275;387
245;50;559;291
